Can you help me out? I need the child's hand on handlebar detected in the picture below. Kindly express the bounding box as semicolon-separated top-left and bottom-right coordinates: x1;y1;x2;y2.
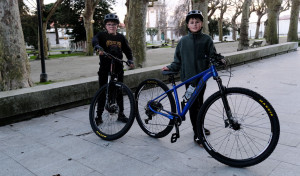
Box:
127;60;135;69
162;66;169;71
94;45;104;55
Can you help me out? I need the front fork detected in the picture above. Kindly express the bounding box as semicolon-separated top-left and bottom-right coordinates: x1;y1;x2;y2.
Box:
105;74;118;112
215;76;234;128
105;74;111;107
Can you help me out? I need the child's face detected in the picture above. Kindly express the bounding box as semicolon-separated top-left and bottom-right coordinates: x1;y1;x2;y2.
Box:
187;18;203;33
105;21;118;35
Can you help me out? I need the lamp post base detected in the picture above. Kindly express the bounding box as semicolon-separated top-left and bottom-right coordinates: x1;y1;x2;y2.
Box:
40;73;48;82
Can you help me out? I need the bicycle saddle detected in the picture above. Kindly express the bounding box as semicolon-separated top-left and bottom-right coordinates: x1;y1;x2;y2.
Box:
162;70;178;76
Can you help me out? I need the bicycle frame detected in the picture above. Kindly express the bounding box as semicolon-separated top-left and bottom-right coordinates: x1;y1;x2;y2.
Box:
149;64;223;120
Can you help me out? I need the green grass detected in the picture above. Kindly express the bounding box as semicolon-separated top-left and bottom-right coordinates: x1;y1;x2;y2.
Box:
29;52;86;60
34;80;55;85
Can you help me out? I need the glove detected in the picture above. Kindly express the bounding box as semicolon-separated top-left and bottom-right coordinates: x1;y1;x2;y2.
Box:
127;60;134;65
94;45;103;52
214;53;226;66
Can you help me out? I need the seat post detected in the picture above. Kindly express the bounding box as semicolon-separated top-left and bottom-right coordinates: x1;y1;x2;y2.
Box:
169;75;176;86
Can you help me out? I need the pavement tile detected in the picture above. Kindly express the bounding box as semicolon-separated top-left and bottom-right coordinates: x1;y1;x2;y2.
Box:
269;144;300;166
75;146;162;176
204;158;280;176
0;134;44;160
269;162;300;176
33;159;94;176
0;157;36;176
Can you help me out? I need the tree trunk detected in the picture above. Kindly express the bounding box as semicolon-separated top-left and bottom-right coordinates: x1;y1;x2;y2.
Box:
265;0;282;45
287;0;300;42
128;0;148;68
231;16;239;41
231;24;237;41
42;21;48;58
192;0;209;34
0;0;33;91
125;0;130;39
231;10;242;41
83;0;100;56
238;0;252;51
217;1;228;42
55;23;59;44
218;18;223;42
254;15;263;39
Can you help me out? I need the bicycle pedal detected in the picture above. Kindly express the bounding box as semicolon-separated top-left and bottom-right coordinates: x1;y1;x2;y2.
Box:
171;133;180;143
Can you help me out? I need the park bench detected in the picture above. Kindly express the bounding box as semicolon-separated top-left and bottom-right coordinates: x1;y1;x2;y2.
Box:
147;45;160;49
60;50;72;54
251;40;263;48
161;42;168;46
27;50;38;57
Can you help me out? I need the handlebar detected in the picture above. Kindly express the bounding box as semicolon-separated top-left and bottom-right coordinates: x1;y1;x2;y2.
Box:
209;53;227;67
99;51;131;66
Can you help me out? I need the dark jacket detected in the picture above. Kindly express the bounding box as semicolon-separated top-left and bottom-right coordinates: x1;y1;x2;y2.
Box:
92;31;133;66
167;31;216;83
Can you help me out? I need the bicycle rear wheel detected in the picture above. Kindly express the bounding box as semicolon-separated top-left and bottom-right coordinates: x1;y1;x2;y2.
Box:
89;82;135;140
135;79;176;138
197;87;280;167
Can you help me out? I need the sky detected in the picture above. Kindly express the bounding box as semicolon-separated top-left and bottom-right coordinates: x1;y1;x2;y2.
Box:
42;0;290;24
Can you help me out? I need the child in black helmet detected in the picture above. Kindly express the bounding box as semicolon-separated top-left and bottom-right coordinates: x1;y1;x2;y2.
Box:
162;10;217;146
92;13;134;125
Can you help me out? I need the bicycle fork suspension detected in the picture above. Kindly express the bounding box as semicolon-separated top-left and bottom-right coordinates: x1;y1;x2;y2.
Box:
215;77;236;128
105;74;111;107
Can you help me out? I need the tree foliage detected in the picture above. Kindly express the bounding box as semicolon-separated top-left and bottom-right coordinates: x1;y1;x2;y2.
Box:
52;0;113;43
19;0;38;49
172;0;190;37
146;28;158;43
208;18;230;39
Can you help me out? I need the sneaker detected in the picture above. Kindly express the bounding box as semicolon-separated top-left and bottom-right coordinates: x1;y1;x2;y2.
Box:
204;128;211;135
117;113;129;123
194;135;203;147
95;115;103;126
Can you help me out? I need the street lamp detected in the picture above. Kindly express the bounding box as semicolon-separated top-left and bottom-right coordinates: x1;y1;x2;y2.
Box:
36;0;48;82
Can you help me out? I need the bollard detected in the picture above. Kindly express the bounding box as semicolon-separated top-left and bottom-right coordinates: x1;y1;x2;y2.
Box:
171;40;175;48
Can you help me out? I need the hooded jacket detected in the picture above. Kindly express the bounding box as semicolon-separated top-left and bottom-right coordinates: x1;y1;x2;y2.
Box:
167;31;216;83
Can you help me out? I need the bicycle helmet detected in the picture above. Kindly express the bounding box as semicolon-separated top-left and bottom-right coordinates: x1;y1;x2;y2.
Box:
186;10;204;23
104;13;120;24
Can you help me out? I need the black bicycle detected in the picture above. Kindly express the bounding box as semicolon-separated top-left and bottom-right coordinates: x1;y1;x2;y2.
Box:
89;52;135;140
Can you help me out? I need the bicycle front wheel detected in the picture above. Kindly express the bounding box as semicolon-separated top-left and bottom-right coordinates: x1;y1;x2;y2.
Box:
89;82;135;141
135;79;176;138
197;87;280;167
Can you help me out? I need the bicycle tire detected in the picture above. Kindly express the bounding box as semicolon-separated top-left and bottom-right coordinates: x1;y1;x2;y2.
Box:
89;82;135;141
135;79;176;138
197;87;280;167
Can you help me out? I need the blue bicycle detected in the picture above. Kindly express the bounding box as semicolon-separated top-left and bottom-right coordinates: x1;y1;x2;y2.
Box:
135;55;280;167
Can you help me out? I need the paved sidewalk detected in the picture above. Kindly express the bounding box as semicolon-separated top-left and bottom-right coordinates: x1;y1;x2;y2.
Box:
28;40;265;83
29;38;290;83
1;49;299;175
